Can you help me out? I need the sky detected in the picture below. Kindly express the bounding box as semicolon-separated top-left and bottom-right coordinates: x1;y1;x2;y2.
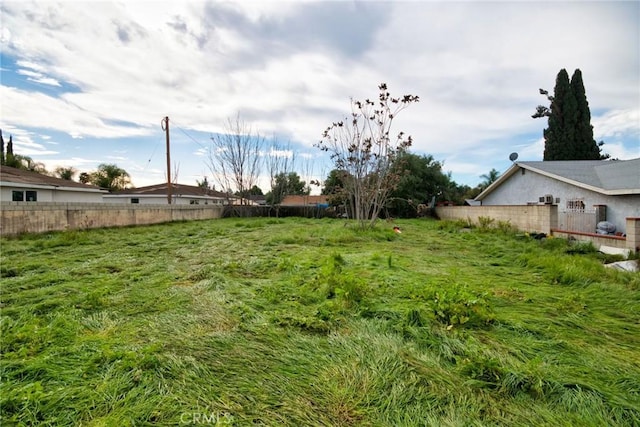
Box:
1;0;639;195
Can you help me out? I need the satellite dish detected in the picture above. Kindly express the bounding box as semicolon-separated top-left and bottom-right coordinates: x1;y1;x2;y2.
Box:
509;152;519;162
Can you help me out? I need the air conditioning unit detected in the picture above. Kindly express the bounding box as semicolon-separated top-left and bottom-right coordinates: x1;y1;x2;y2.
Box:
544;194;554;204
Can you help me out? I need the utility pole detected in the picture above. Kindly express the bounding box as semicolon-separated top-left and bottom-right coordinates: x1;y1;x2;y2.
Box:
161;116;172;204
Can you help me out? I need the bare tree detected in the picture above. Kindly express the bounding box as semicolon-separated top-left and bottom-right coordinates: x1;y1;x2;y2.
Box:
300;153;317;195
265;137;296;214
207;115;264;206
316;83;419;229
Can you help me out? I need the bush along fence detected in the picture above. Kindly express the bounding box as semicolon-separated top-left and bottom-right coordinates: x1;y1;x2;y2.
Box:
222;205;333;219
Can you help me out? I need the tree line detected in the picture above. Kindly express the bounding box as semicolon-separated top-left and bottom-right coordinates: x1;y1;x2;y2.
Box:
0;130;131;191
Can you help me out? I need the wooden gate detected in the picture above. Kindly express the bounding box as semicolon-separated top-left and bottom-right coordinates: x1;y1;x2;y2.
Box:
558;208;597;233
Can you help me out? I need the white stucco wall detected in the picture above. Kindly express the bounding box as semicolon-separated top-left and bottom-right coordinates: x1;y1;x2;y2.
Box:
1;186;105;203
481;169;640;234
103;195;225;205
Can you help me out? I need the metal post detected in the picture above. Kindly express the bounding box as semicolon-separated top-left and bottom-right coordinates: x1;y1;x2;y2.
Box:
161;116;172;204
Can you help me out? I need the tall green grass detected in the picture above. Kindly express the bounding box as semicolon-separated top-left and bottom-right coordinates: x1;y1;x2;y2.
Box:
1;218;638;425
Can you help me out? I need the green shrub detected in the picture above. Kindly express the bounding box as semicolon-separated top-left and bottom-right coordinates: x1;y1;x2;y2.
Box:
326;254;365;303
477;216;495;230
430;286;495;328
270;311;332;334
460;356;504;388
437;218;472;232
497;220;515;233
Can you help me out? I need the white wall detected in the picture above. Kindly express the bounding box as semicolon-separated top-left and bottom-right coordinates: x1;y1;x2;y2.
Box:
103;195;225;205
1;186;104;203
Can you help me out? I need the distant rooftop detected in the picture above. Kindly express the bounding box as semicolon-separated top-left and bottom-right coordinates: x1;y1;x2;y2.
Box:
0;166;105;192
111;183;228;198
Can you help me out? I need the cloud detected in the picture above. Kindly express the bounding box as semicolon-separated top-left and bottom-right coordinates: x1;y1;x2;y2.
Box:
0;125;58;156
593;109;640;140
0;1;637;189
1;85;154;138
15;60;61;86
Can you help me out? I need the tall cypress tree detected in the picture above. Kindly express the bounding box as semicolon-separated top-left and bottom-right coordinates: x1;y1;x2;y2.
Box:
535;68;606;160
571;69;604;159
0;129;4;165
6;135;14;164
543;69;578;160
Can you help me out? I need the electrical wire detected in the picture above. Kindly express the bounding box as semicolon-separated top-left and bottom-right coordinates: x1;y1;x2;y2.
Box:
142;119;208;173
172;120;209;151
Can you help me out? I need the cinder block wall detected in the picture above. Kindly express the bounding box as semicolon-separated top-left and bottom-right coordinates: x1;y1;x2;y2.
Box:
434;206;639;253
627;217;640;253
434;205;557;234
0;203;224;236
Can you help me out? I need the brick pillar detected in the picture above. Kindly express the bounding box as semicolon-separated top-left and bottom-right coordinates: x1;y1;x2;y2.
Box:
626;217;640;253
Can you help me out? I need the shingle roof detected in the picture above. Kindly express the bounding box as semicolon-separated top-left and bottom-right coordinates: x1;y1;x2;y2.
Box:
476;158;640;200
0;166;105;192
111;183;228;198
518;159;640;191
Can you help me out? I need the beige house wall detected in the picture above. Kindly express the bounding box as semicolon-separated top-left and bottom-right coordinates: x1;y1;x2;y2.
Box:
0;203;224;236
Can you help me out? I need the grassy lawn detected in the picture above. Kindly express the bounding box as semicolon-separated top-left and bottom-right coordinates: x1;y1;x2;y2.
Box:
1;217;639;426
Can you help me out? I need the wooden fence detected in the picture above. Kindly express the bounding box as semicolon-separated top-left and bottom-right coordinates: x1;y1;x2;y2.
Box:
558;208;597;234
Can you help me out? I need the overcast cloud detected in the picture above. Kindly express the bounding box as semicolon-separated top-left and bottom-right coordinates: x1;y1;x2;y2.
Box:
1;1;638;190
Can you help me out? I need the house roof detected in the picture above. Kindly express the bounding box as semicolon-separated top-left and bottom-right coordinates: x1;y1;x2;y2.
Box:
476;158;640;200
108;183;228;198
280;195;329;206
0;166;106;192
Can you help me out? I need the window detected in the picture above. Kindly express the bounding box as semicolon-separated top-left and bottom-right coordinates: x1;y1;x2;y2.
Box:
131;198;139;204
566;199;585;212
11;190;37;202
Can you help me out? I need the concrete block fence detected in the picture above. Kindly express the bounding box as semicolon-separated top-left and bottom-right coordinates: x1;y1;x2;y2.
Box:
434;205;558;234
435;205;639;253
0;203;224;236
2;202;638;255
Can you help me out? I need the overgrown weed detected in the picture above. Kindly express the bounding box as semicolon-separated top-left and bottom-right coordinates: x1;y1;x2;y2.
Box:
1;217;638;425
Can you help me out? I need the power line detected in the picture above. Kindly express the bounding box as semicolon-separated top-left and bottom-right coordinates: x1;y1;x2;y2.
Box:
172;120;209;151
143;140;161;171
